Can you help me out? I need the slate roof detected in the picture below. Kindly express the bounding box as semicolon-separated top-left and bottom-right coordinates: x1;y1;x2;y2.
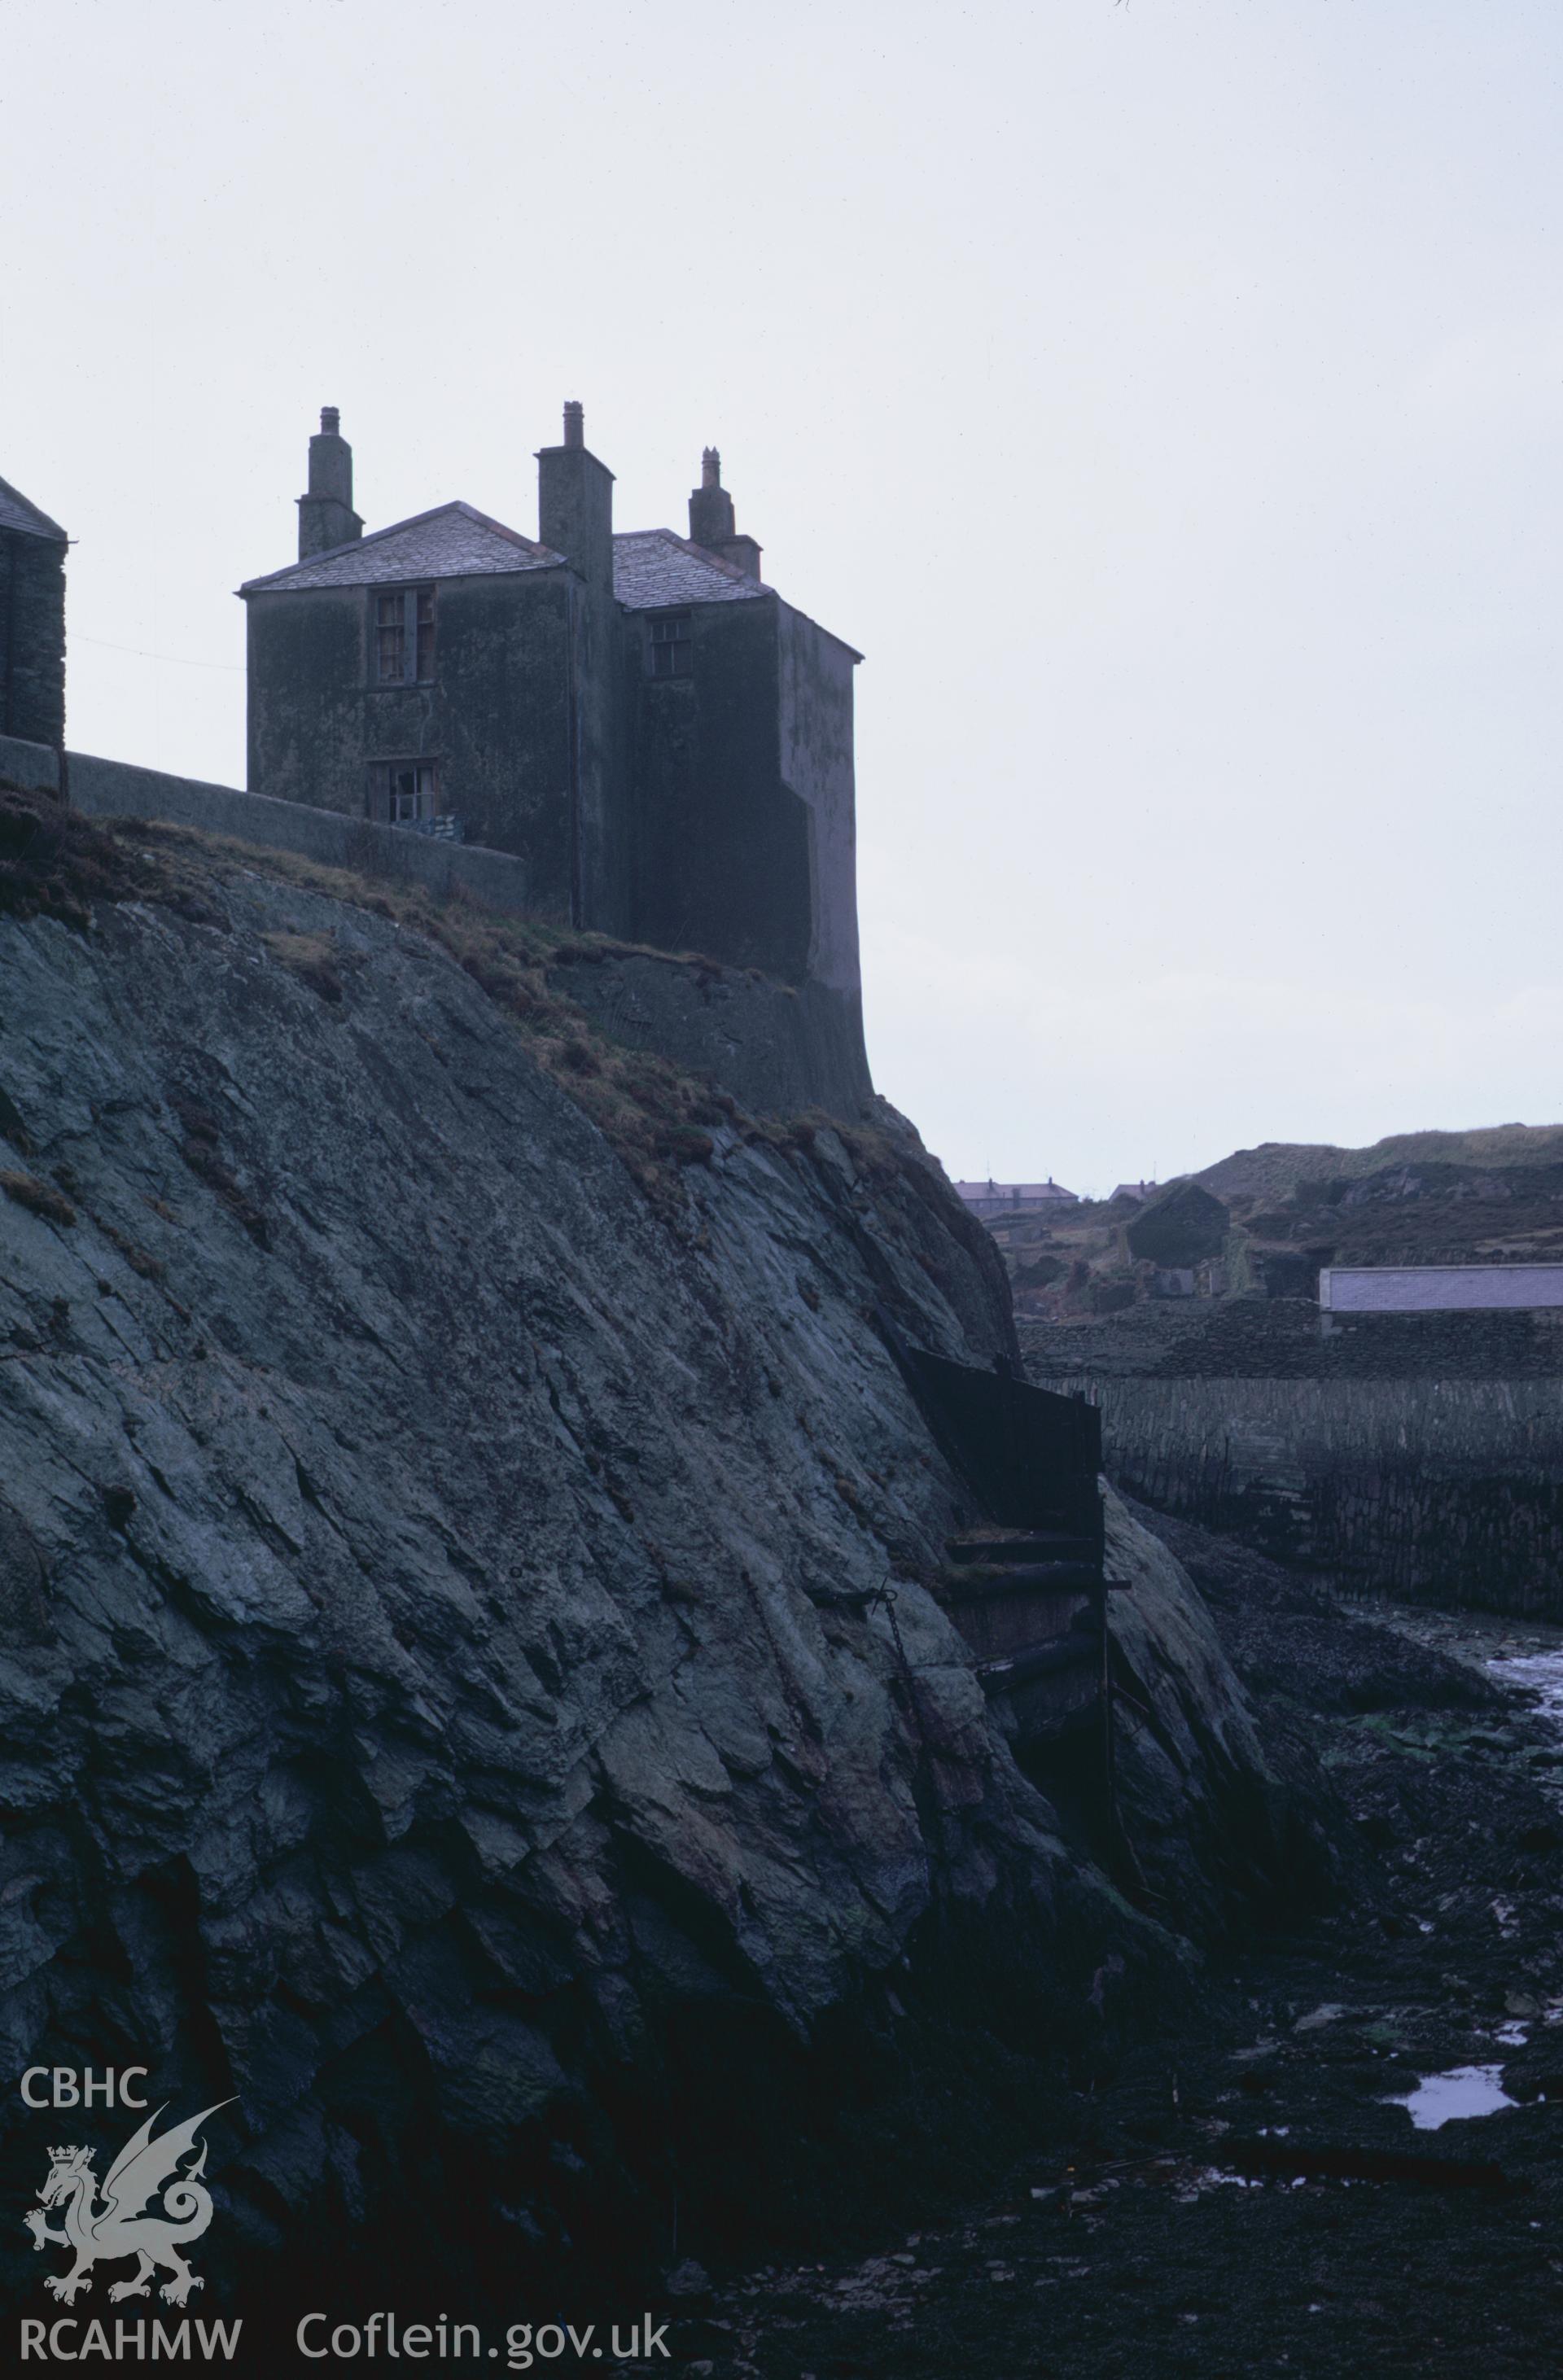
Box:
611;528;768;610
0;473;67;543
239;507;861;652
239;502;564;594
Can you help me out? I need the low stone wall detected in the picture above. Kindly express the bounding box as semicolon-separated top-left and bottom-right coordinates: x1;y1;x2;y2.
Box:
1049;1373;1563;1617
67;751;541;917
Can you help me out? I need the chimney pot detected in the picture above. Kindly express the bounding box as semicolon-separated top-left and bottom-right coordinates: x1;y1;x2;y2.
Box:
298;407;362;559
690;444;760;571
536;404;615;596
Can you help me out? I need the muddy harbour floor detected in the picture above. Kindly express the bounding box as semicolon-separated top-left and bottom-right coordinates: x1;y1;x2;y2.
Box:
641;1508;1563;2379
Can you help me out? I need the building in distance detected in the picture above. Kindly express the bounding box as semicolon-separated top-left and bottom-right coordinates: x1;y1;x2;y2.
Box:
1321;1264;1563;1321
952;1179;1079;1219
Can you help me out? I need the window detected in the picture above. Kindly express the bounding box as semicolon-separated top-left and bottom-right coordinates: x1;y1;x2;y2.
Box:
374;584;436;685
367;759;440;824
647;612;692;679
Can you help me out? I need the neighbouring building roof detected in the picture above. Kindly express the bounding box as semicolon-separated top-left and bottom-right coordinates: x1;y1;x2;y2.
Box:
953;1179;1079;1211
611;527;770;610
240;502;564;594
0;473;68;544
1321;1264;1563;1315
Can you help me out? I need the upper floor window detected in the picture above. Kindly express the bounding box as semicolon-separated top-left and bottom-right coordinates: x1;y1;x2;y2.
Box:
647;613;692;679
374;584;435;685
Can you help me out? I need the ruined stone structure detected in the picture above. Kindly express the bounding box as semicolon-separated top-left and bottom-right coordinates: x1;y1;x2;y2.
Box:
0;474;67;756
239;406;865;1051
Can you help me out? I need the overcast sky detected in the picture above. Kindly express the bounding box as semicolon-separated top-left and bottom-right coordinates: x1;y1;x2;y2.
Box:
5;2;1560;1195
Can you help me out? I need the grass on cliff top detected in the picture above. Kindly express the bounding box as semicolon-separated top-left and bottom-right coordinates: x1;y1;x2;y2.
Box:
0;781;159;928
3;794;903;1208
1196;1123;1563;1203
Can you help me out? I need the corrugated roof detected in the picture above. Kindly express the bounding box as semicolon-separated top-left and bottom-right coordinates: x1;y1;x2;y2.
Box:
240;502;564;593
0;473;67;543
611;527;768;611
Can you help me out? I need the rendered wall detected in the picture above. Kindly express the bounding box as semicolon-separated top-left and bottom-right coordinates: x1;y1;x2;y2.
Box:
566;578;632;943
1;528;66;749
245;573;578;919
245;583;362;816
628;594;812;979
778;602;860;999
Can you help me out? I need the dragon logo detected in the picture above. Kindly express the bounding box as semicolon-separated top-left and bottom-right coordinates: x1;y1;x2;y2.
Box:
23;2100;233;2307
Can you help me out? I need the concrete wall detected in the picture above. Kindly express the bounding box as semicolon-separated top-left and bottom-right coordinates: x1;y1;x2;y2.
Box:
1057;1372;1563;1617
68;751;539;915
1;529;66;750
245;571;578;918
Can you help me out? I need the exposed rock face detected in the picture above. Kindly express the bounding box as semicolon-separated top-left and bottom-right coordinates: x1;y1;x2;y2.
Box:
0;841;1293;2307
1103;1490;1336;1927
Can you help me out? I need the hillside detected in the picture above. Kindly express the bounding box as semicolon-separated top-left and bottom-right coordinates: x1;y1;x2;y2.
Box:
1195;1123;1563;1204
0;792;1296;2324
996;1123;1563;1376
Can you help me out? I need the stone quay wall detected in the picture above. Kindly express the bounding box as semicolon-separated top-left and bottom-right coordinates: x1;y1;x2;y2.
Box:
1046;1373;1563;1617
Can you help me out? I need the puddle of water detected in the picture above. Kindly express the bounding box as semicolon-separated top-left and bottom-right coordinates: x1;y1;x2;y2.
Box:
1385;2063;1517;2130
1488;1647;1563;1725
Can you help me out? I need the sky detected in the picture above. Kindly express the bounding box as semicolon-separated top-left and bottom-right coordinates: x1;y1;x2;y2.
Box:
3;1;1561;1197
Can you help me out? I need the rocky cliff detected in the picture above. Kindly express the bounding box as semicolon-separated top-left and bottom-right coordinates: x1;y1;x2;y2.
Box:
0;798;1304;2320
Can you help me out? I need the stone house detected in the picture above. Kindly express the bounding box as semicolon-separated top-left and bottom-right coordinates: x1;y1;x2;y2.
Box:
239;406;864;1027
0;475;68;757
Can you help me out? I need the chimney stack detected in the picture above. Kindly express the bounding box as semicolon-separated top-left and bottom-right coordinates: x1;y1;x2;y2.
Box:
688;448;761;580
537;399;614;596
297;406;364;560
